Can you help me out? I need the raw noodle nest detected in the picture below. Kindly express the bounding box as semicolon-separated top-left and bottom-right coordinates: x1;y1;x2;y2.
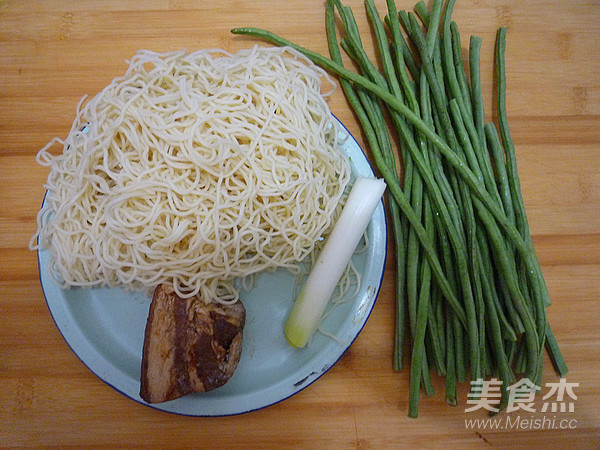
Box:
32;46;351;303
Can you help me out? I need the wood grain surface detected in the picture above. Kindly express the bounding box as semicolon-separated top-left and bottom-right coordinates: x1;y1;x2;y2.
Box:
1;0;599;447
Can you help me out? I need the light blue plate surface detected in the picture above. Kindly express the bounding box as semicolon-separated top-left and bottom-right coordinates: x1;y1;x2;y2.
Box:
37;117;387;416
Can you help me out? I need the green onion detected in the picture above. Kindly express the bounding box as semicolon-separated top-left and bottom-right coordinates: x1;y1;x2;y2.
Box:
284;176;386;348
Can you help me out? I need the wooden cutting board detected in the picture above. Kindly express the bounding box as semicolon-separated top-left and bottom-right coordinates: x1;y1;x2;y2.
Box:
1;0;599;447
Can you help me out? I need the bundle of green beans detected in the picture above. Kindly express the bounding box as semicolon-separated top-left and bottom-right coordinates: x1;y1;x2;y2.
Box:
233;0;567;418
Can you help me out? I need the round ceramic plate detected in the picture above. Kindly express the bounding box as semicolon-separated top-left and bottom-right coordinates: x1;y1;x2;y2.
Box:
37;117;387;416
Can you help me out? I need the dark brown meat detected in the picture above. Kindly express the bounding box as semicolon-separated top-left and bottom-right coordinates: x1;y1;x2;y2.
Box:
140;284;246;403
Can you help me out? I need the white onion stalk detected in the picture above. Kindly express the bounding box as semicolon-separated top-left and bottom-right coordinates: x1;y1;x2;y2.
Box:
284;176;387;348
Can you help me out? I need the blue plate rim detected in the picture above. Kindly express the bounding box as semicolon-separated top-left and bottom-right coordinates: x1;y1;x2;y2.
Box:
36;114;388;416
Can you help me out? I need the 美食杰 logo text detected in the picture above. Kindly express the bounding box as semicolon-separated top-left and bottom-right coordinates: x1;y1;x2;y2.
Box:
463;378;578;430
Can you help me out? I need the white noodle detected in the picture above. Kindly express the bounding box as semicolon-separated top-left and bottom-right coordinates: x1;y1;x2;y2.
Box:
30;46;351;304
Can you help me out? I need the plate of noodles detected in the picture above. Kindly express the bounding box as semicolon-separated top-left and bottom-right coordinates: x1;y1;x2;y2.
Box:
33;46;387;416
